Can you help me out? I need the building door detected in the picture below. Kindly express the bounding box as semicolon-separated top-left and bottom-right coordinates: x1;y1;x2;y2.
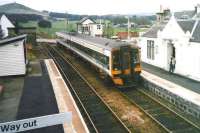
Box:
172;46;175;58
167;41;176;70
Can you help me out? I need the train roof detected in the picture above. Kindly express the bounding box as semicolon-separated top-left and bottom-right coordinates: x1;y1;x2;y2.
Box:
57;32;139;50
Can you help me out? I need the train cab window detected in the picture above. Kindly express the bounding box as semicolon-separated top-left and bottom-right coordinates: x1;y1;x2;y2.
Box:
122;52;130;70
112;51;120;70
132;49;140;64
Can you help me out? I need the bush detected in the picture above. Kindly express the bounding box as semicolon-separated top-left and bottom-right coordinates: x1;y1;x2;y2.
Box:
38;20;52;28
103;23;114;38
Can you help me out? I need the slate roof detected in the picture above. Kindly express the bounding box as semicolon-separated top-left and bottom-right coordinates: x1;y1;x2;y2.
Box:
142;22;167;38
190;21;200;43
174;11;196;19
177;20;196;33
0;34;26;46
142;8;200;42
0;3;47;16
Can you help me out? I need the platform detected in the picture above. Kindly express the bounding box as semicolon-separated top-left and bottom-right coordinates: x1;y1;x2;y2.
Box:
36;39;56;44
17;61;64;133
141;62;200;119
45;59;89;133
142;62;200;94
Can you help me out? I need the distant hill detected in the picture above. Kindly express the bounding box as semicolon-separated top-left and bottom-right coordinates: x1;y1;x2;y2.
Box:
49;12;85;21
49;12;155;25
0;2;155;25
0;2;47;16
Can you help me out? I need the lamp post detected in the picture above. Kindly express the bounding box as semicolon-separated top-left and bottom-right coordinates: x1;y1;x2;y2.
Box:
65;11;68;32
125;16;130;40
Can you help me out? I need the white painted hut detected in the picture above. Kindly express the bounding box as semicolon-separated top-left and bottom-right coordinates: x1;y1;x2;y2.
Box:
0;34;27;76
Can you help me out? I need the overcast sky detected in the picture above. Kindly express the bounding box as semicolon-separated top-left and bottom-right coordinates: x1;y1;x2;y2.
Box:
0;0;199;15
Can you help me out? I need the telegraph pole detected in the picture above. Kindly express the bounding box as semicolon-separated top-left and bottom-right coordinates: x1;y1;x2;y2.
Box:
126;16;130;40
65;11;68;32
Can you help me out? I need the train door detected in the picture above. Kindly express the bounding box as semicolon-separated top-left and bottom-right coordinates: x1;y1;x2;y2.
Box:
120;46;131;75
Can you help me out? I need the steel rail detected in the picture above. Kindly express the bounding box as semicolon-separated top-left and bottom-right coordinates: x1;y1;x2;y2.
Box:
43;44;130;133
119;88;200;133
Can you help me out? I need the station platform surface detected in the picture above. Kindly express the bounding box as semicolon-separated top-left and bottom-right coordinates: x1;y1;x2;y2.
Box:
16;59;89;133
45;59;89;133
17;61;64;133
142;62;200;94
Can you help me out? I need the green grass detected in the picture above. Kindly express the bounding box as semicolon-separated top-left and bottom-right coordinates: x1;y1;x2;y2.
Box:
113;27;146;35
20;20;77;38
20;20;147;38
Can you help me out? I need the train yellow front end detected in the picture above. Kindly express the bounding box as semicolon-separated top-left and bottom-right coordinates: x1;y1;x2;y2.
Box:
111;45;141;87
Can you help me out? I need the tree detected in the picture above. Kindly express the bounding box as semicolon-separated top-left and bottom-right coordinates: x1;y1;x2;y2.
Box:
13;21;20;34
67;23;76;32
133;16;152;25
112;17;127;24
103;23;114;38
38;20;52;28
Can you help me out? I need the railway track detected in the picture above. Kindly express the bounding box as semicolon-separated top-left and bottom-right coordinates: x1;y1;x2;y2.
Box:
40;44;200;133
120;88;200;133
42;44;130;133
53;44;200;133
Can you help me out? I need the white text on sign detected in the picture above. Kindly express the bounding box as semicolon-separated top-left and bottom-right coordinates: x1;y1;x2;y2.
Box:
0;112;72;133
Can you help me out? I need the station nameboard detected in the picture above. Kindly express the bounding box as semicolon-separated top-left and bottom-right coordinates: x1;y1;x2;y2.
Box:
0;112;72;133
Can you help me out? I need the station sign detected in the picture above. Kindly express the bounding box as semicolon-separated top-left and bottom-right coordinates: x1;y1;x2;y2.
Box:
0;112;72;133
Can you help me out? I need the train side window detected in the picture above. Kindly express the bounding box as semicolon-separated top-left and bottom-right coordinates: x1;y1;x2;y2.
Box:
171;99;175;104
65;40;109;70
188;108;192;113
194;111;198;117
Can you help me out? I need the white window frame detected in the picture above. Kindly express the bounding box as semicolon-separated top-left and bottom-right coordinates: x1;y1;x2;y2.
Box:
97;25;101;30
147;40;155;60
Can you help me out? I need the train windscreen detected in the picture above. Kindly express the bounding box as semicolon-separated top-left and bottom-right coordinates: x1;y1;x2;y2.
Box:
112;50;121;71
122;52;130;70
132;49;140;64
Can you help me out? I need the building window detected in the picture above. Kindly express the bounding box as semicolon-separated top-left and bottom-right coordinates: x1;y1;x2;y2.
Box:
147;40;155;60
85;27;89;31
97;25;101;29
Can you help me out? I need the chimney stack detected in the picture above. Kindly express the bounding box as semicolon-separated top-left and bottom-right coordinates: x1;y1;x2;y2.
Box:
195;4;200;14
160;5;163;12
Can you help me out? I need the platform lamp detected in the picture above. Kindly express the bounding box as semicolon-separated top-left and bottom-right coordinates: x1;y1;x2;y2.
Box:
65;11;68;32
125;16;130;40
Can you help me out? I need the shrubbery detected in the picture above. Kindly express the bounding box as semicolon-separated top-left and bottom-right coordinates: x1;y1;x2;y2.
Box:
38;20;52;28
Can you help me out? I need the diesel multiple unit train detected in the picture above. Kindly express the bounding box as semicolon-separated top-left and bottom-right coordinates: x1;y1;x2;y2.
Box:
56;32;141;87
